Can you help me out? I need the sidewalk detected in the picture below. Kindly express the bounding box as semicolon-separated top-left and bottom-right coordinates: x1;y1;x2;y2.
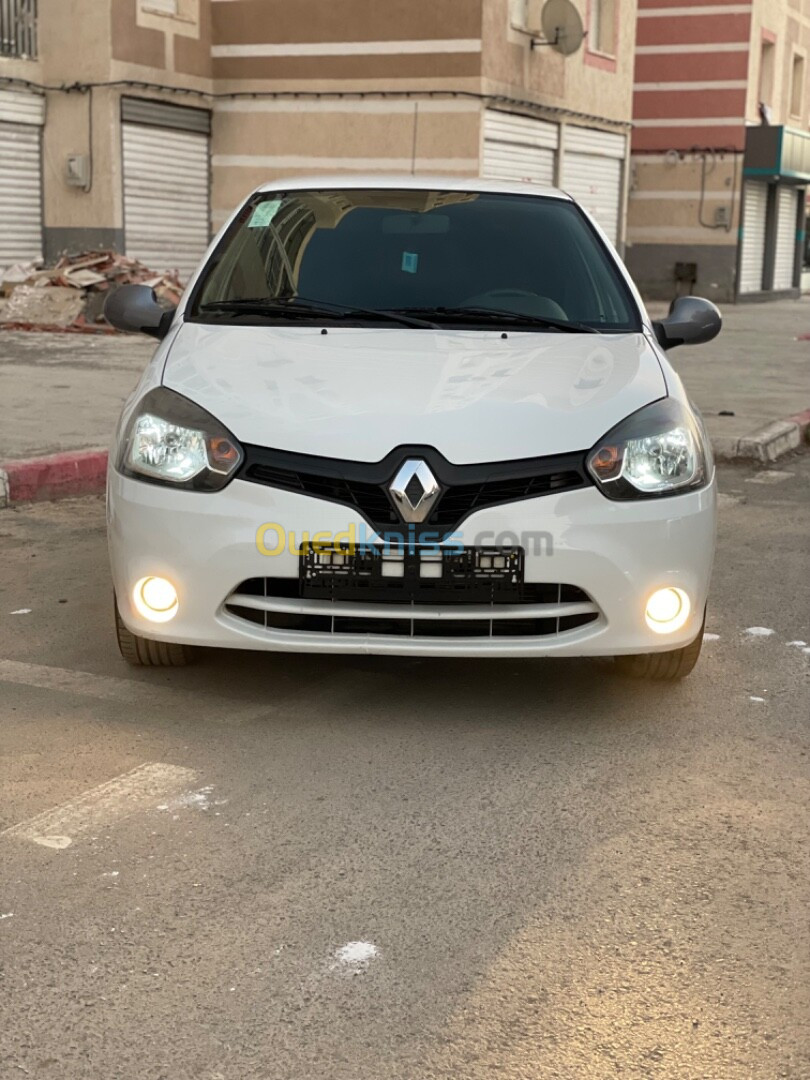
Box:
0;331;152;461
661;297;810;460
1;299;808;503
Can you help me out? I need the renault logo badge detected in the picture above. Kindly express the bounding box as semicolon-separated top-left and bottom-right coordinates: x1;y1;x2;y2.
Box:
389;460;441;524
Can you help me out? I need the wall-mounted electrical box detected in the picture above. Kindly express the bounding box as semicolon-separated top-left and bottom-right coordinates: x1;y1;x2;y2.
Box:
65;154;91;190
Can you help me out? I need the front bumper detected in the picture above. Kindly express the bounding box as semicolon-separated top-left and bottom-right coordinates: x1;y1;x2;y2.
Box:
108;471;716;658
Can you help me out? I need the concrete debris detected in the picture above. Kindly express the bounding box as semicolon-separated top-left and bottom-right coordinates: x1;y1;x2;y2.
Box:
2;285;85;328
0;251;183;333
0;262;39;289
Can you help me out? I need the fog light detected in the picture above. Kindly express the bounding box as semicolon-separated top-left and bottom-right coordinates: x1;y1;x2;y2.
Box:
645;587;690;634
133;576;178;623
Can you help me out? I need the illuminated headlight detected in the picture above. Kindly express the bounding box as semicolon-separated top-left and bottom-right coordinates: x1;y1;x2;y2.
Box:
587;399;711;499
130;414;208;482
118;387;243;491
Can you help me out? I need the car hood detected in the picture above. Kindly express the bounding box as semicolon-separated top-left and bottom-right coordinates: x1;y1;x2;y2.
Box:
162;324;666;463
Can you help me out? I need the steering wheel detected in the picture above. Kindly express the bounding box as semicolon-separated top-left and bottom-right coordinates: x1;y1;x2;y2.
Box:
463;288;541;303
461;288;568;320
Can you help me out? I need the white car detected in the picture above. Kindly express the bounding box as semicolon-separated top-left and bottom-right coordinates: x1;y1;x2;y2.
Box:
106;176;720;680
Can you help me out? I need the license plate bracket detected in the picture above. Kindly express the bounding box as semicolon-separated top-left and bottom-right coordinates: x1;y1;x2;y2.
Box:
300;546;525;604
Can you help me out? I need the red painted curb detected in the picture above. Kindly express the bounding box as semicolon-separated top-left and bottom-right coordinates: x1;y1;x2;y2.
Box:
788;408;810;441
1;449;108;505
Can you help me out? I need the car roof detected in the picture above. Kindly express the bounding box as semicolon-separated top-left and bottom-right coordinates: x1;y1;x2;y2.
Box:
255;173;572;201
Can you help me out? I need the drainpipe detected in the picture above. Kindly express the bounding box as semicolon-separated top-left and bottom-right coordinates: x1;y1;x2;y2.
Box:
555;120;566;189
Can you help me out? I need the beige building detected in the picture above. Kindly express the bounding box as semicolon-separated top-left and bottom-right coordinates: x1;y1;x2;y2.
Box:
626;0;810;303
1;0;637;280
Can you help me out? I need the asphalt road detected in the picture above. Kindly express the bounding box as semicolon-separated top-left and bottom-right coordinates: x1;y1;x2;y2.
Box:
1;456;808;1080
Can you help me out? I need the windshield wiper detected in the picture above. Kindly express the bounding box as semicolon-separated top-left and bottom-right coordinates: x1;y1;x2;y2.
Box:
198;296;437;329
392;305;599;333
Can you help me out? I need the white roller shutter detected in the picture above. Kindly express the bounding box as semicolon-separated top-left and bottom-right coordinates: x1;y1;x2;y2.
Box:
561;126;625;246
739;181;768;294
773;185;798;291
0;91;44;269
122;122;210;282
481;110;558;187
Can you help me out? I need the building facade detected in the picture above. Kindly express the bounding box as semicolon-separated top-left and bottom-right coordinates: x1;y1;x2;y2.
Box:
1;0;637;280
626;0;810;303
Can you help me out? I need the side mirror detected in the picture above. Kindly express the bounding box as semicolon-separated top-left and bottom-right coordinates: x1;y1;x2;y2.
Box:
104;284;176;339
652;295;722;350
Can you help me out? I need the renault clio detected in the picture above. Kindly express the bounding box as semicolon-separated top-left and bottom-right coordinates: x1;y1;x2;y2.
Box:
106;177;720;679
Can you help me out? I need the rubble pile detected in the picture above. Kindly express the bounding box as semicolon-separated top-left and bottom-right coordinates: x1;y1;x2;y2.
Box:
0;252;184;332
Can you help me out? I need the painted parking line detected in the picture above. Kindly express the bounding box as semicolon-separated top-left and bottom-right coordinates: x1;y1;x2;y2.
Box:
0;658;267;724
744;470;794;485
0;762;197;850
0;658;160;703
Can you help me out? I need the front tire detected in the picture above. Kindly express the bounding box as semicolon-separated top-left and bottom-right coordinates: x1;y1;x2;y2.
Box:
115;600;194;667
614;613;705;681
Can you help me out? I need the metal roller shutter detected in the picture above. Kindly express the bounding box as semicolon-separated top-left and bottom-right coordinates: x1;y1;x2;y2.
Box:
739;181;768;294
0;90;44;269
122;115;210;282
121;97;211;134
560;127;625;246
773;186;798;291
481;110;558;187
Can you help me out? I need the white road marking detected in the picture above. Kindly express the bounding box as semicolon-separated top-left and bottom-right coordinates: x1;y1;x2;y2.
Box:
156;785;226;812
703;632;720;641
0;658;152;702
10;608;32;615
332;941;379;972
0;763;197;851
749;696;766;703
745;627;775;637
787;640;807;648
745;470;793;485
0;658;265;724
0;912;13;920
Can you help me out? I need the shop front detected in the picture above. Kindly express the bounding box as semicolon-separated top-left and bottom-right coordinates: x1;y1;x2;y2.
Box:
738;126;809;299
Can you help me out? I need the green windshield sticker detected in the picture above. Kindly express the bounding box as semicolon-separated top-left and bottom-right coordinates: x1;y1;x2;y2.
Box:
248;200;282;228
401;251;419;273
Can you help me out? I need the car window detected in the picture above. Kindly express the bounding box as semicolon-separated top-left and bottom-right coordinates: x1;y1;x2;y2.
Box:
190;189;640;330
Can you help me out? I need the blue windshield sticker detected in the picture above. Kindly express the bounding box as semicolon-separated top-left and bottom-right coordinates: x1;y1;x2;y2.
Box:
401;251;419;274
248;200;282;228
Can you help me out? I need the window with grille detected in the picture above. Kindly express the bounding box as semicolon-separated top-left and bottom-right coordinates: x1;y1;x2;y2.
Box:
0;0;37;59
790;52;805;119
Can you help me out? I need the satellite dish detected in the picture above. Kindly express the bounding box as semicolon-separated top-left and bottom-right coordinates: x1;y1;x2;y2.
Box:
535;0;585;55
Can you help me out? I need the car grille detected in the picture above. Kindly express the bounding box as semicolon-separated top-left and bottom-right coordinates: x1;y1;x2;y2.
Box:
238;444;589;539
223;552;600;640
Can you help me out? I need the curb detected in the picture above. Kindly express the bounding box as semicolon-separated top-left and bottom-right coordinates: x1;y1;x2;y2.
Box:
712;408;810;463
0;449;108;508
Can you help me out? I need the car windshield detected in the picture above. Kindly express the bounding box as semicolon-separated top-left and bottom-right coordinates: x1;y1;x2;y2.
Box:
189;188;640;331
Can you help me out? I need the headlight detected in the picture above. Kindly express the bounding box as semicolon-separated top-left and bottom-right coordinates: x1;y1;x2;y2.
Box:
117;387;243;491
587;398;711;499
